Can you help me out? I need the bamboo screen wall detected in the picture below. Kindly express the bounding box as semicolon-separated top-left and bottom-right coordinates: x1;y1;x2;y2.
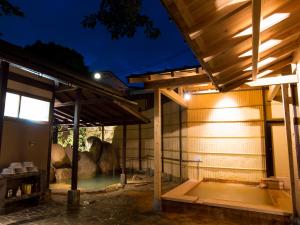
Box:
113;89;269;182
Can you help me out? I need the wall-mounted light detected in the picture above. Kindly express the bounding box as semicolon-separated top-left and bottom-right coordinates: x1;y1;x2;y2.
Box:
184;92;192;101
94;72;102;80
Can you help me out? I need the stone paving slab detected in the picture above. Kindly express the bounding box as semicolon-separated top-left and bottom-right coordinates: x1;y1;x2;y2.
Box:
0;183;290;225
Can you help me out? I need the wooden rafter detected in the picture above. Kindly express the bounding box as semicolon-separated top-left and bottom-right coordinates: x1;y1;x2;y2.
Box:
54;97;105;108
160;89;187;108
251;0;262;81
162;0;221;91
217;39;298;84
267;85;280;101
188;0;251;40
113;100;150;124
246;74;298;87
162;0;300;90
220;56;292;86
208;18;300;72
144;75;209;89
55;86;77;93
128;67;205;83
215;35;297;83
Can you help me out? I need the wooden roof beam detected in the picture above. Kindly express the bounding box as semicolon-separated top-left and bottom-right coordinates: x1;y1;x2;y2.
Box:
128;69;206;84
54;97;106;108
206;11;300;69
160;89;187;108
197;0;296;67
188;0;251;40
113;100;150;124
221;56;293;91
144;75;210;89
217;40;298;84
267;85;280;101
246;74;298;87
251;0;263;81
55;86;78;93
162;0;221;91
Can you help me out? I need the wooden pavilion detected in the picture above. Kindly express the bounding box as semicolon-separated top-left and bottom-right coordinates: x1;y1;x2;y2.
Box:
126;0;300;221
0;39;149;207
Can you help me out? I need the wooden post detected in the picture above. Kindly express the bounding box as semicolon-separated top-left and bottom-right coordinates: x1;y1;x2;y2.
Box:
121;124;127;185
161;103;164;173
46;94;55;190
179;105;183;182
281;84;298;216
101;125;104;158
153;89;162;211
251;0;262;80
138;123;142;171
101;125;104;141
291;85;300;177
68;88;81;208
52;125;58;144
0;61;9;155
262;89;274;177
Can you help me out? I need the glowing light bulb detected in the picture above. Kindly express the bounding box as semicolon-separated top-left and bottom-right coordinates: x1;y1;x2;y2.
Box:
184;92;191;101
94;72;101;79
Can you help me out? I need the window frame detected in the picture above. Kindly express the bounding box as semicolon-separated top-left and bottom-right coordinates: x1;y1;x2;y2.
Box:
4;89;51;124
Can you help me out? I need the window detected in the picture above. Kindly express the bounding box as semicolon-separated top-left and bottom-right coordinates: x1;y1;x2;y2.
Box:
19;96;50;122
4;92;50;122
4;93;20;118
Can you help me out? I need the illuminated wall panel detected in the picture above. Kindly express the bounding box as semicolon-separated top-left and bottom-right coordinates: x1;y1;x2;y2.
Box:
113;89;267;182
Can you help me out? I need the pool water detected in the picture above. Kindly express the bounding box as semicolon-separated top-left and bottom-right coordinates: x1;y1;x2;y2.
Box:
53;174;121;191
187;181;273;205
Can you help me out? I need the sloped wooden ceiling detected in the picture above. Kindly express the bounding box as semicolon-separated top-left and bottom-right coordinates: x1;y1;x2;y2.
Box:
161;0;300;91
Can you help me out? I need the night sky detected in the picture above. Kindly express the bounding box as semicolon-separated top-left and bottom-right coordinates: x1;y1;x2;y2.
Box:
0;0;198;84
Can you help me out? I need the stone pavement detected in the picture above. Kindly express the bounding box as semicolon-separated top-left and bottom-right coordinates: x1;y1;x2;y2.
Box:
0;183;290;225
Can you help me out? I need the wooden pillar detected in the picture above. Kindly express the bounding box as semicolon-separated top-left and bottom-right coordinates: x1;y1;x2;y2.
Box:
121;124;127;185
161;103;164;173
101;125;104;157
281;84;298;216
68;89;81;208
179;105;183;182
46;94;55;189
291;85;300;177
52;125;58;144
262;89;274;177
138;123;142;171
153;89;162;211
0;61;9;155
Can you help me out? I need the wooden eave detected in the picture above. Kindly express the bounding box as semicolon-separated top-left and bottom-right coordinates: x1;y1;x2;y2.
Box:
161;0;300;91
0;40;149;126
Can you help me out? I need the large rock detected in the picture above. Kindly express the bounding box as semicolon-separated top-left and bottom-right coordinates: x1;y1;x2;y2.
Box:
78;152;97;179
51;144;70;168
98;142;120;174
55;168;72;182
86;136;102;163
65;145;73;163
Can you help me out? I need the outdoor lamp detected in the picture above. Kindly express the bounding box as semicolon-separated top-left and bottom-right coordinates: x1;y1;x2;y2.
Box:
94;72;101;80
184;92;191;101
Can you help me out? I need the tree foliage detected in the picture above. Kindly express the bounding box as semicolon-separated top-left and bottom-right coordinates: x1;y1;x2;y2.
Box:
0;0;24;17
24;41;90;76
82;0;160;40
58;126;87;152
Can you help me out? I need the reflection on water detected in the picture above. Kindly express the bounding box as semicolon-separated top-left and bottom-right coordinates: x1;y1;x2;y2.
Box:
63;174;120;190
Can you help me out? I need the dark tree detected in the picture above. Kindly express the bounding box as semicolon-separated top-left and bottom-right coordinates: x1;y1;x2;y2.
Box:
0;0;24;17
24;41;90;76
82;0;160;40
